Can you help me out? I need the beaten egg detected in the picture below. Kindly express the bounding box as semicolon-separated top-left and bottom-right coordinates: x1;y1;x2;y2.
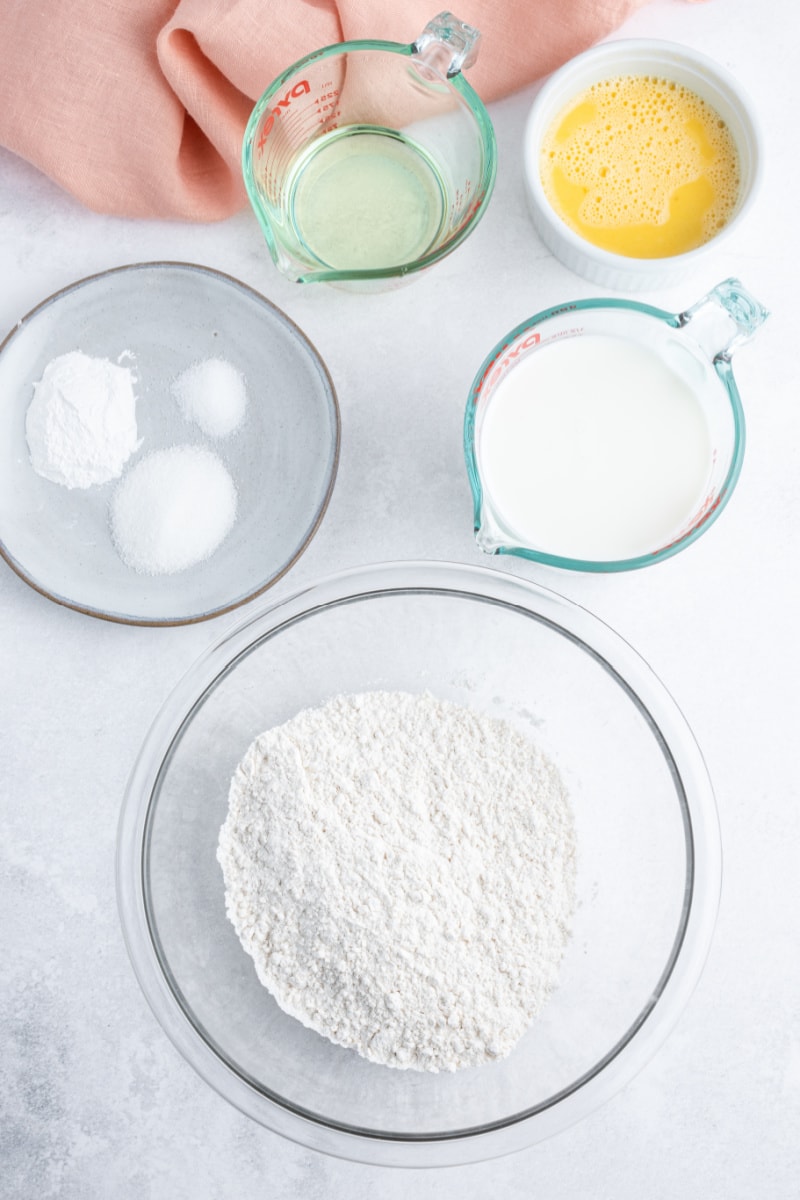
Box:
540;75;740;258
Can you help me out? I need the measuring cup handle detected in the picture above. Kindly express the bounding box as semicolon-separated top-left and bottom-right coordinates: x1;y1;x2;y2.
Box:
679;278;770;362
412;11;482;77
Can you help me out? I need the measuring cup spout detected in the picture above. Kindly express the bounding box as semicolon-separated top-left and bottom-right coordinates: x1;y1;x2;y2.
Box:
679;277;770;362
413;12;482;77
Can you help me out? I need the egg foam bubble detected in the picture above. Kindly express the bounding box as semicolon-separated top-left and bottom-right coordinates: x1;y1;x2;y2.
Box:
540;74;740;258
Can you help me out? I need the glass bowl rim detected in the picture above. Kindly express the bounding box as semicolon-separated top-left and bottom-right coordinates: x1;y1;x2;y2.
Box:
116;560;721;1166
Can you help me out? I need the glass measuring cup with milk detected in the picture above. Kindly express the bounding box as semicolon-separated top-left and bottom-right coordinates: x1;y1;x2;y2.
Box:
465;279;769;572
242;13;496;287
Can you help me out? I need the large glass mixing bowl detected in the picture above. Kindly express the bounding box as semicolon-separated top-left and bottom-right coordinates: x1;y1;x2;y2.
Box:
116;562;720;1166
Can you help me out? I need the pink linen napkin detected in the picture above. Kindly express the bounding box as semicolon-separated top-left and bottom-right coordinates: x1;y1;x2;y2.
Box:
0;0;665;220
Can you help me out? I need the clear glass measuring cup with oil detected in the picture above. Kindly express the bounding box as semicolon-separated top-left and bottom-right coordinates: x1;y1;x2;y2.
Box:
242;13;497;287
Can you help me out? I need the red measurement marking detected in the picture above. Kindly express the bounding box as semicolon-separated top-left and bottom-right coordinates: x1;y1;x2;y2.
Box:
656;488;723;554
463;193;482;223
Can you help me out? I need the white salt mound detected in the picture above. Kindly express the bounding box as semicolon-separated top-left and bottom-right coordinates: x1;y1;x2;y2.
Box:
171;357;247;438
26;350;140;488
110;445;237;575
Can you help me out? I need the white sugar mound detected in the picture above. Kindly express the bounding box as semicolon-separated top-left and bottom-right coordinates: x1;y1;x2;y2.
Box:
110;445;237;575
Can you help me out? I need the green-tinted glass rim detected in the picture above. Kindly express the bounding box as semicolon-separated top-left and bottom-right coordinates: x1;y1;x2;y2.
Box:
242;38;497;283
464;296;746;573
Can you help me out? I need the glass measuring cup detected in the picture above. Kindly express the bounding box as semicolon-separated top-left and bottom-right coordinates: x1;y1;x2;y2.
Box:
464;279;769;572
242;13;496;287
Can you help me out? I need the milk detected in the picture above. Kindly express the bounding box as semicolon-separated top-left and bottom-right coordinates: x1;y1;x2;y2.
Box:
478;335;712;561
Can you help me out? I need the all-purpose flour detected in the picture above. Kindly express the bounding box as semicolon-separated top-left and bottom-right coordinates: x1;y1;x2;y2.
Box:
218;691;577;1073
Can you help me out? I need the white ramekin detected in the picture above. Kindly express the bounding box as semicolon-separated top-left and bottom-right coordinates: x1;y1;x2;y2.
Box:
523;39;763;290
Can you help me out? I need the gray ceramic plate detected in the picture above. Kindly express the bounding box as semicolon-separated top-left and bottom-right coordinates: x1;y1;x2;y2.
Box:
0;263;340;625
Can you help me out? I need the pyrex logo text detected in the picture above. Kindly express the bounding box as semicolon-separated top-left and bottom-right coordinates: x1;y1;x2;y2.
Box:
477;332;541;393
257;80;310;150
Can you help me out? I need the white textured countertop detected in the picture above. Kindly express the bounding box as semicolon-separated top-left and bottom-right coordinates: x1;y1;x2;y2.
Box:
3;1;798;1196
